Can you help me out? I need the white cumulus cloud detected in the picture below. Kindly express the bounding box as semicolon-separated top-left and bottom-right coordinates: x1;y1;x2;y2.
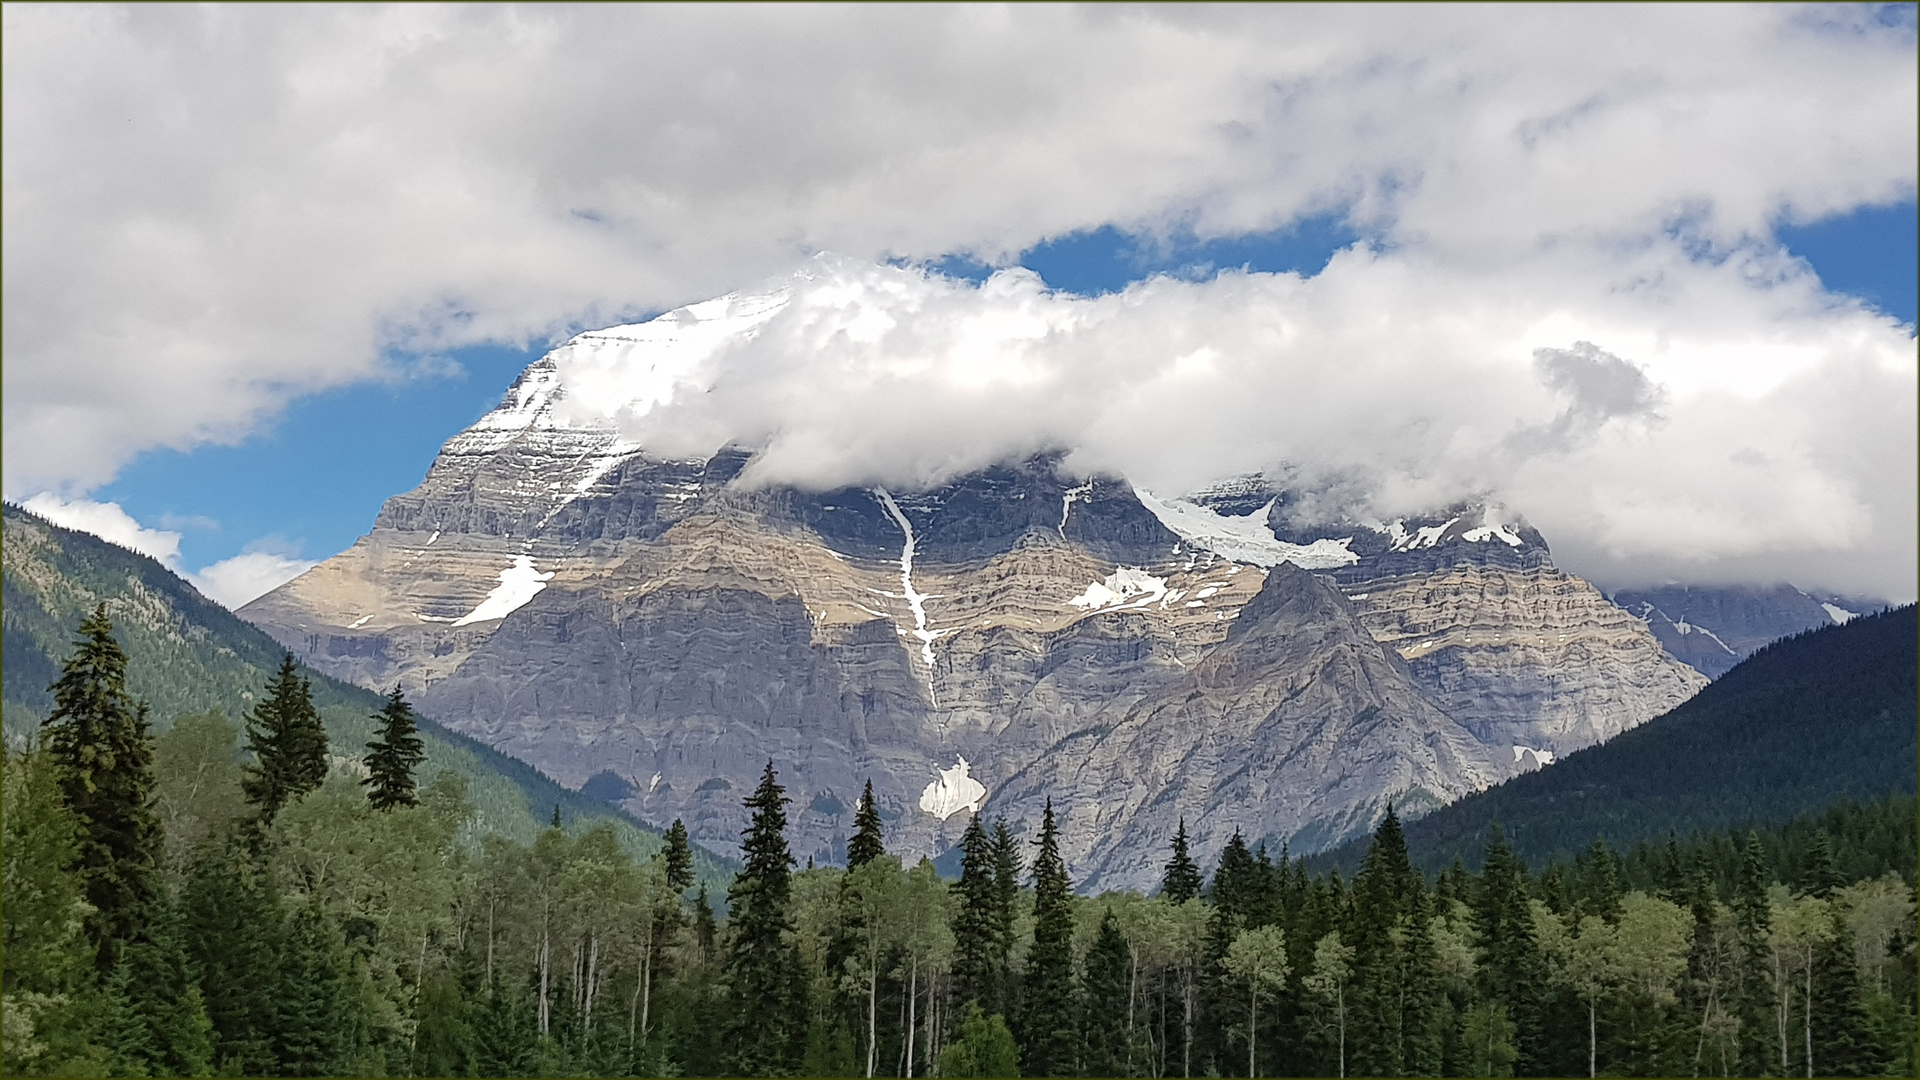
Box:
19;494;315;609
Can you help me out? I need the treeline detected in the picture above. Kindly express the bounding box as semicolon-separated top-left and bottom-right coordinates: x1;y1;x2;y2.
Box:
3;611;1916;1078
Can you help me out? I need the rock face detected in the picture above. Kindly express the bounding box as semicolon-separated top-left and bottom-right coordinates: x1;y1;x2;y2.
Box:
241;272;1707;890
1611;584;1867;679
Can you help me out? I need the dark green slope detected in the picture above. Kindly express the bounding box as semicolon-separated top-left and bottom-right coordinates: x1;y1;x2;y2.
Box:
1326;603;1917;875
2;502;732;882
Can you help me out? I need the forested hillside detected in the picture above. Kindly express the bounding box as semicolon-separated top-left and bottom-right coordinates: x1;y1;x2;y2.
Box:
1345;604;1916;876
2;502;726;865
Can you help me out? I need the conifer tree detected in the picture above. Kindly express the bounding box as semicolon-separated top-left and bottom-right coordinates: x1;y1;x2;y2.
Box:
242;653;329;828
721;762;807;1075
952;813;1001;1013
1020;798;1081;1076
990;816;1024;1005
41;606;162;967
1730;831;1776;1075
1349;807;1415;1076
363;685;425;810
276;906;363;1076
1472;824;1548;1075
1;745;96;1059
103;895;216;1078
848;779;886;869
182;848;285;1075
1800;832;1845;899
663;818;695;892
1162;817;1203;904
1082;907;1132;1077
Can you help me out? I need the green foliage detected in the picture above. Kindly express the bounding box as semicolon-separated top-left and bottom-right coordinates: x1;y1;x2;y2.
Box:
952;814;1000;1014
940;1003;1020;1078
1080;907;1132;1077
362;686;425;811
1;746;98;1075
849;779;886;870
663;817;695;893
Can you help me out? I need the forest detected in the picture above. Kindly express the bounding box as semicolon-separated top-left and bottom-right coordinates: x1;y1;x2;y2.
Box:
3;608;1914;1078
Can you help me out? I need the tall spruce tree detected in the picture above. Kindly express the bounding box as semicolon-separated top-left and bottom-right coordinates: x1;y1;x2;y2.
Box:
1731;831;1776;1076
952;813;1001;1014
722;762;808;1075
41;606;161;968
990;816;1024;1007
362;686;425;810
663;818;695;892
1348;807;1414;1076
1020;799;1081;1077
1082;907;1133;1077
242;653;329;827
1472;824;1548;1076
847;779;886;869
1163;817;1203;904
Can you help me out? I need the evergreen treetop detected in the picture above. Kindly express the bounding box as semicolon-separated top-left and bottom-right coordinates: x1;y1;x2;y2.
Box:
362;686;424;810
1162;816;1203;903
951;813;1000;1013
721;761;806;1075
847;779;885;869
241;653;329;828
1020;798;1079;1077
663;818;695;893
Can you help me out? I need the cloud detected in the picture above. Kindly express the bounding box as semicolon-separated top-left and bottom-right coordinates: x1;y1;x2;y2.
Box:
21;494;184;566
18;495;314;608
191;550;319;610
594;252;1915;602
2;6;1913;599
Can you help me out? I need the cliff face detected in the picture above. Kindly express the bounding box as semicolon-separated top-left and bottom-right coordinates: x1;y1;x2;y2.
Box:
241;289;1707;890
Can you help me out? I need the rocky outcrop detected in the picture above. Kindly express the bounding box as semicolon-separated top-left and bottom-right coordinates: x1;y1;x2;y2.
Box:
1611;584;1860;678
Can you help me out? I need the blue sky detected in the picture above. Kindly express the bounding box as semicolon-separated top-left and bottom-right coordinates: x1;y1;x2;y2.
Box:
89;200;1914;577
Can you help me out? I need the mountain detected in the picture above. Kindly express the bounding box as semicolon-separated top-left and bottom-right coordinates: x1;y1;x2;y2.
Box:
238;261;1707;889
1;502;729;880
1327;604;1917;875
1612;583;1883;678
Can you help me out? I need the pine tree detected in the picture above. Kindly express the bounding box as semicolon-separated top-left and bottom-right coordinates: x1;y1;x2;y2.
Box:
1800;832;1845;899
990;816;1024;1008
275;907;363;1076
848;779;886;869
722;761;808;1075
952;813;1001;1013
1472;824;1548;1076
1021;798;1081;1076
363;685;425;810
105;895;216;1077
1730;831;1776;1076
1162;817;1203;904
41;606;162;967
182;847;285;1075
242;653;329;828
663;818;696;892
1082;907;1133;1077
1348;807;1414;1076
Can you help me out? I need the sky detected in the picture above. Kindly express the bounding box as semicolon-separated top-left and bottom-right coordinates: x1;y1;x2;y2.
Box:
4;4;1915;608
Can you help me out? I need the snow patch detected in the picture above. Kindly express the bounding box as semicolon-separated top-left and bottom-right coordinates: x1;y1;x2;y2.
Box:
1133;489;1359;569
875;489;950;671
919;756;987;820
1821;602;1857;625
1068;567;1170;610
451;556;556;626
1512;745;1556;769
346;614;373;629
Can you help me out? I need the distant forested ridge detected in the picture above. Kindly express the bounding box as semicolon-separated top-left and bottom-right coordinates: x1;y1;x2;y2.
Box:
1328;604;1916;877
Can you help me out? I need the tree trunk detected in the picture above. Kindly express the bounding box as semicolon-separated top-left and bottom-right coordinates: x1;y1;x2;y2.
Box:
867;960;879;1079
1589;997;1597;1078
1247;989;1257;1079
1803;950;1814;1078
906;956;919;1079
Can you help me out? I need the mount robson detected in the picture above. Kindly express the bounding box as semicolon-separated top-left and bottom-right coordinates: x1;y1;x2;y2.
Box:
241;264;1725;893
